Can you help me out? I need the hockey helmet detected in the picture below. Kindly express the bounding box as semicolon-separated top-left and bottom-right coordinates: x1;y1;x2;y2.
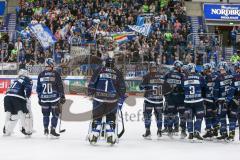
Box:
203;63;212;71
149;61;157;72
105;57;115;68
173;60;183;69
18;68;29;77
187;63;196;73
218;61;228;71
45;58;55;68
234;61;240;71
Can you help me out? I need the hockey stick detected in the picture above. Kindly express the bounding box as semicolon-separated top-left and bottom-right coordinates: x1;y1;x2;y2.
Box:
58;103;66;133
238;115;240;141
117;109;125;138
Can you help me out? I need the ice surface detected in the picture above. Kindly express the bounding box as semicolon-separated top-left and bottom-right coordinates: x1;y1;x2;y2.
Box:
0;94;239;160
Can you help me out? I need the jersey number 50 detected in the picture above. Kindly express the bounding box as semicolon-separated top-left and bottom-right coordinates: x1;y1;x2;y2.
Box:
43;83;53;94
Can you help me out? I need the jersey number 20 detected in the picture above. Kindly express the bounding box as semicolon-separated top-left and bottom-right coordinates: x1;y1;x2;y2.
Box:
43;83;53;94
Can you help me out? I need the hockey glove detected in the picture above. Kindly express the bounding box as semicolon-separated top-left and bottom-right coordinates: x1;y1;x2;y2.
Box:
60;96;66;104
118;95;127;110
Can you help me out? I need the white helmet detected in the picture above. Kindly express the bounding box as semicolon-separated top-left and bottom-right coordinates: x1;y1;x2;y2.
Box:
18;68;29;77
187;63;196;73
45;58;55;68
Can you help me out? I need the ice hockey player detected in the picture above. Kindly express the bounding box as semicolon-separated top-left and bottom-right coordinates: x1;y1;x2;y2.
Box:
224;62;240;141
213;61;233;140
140;62;165;139
37;58;66;138
164;60;186;138
87;57;126;145
202;63;218;139
3;68;33;136
184;63;205;141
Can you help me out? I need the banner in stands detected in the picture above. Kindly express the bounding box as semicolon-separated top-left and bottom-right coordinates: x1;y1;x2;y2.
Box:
125;79;142;95
0;1;5;16
0;63;17;70
70;46;90;57
68;78;88;94
203;3;240;21
0;75;144;95
26;65;45;75
0;79;11;93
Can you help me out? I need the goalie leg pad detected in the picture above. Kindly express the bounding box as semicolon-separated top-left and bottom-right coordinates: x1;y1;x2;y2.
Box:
4;114;18;136
25;113;33;134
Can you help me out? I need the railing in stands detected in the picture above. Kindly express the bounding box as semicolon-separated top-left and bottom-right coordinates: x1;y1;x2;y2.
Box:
187;33;223;64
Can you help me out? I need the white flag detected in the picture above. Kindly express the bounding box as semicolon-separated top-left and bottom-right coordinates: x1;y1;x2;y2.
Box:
128;23;151;36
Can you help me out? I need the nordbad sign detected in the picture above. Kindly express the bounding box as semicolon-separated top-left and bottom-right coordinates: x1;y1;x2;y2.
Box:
203;4;240;21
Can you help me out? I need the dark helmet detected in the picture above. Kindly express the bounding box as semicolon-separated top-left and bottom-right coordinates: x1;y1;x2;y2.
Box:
149;61;158;73
234;61;240;71
105;57;115;68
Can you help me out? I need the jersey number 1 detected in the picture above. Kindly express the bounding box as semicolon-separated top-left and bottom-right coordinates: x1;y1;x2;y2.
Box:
104;81;108;92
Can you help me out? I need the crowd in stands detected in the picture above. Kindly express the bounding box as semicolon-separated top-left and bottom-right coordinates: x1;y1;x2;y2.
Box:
0;0;232;75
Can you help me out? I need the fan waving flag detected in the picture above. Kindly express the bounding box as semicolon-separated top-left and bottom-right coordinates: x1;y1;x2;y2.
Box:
112;33;129;44
29;24;57;49
128;23;151;37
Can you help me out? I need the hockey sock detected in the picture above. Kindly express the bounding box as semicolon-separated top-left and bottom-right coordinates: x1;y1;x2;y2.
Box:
194;118;203;133
205;117;212;130
220;118;227;134
51;115;59;129
154;112;162;130
143;112;152;129
229;117;237;132
187;119;194;133
173;115;179;129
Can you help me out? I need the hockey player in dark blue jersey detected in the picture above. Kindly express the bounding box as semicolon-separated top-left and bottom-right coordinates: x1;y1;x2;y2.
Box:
184;63;205;141
202;63;218;139
164;60;186;138
213;61;233;140
87;57;126;145
4;69;33;136
140;62;166;139
37;58;65;138
225;62;240;141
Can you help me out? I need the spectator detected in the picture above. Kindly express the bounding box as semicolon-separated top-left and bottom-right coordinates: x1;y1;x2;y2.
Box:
14;37;23;52
13;0;189;75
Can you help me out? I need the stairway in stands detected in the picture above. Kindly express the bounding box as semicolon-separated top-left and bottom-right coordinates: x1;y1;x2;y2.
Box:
6;13;16;42
189;16;201;45
224;47;234;62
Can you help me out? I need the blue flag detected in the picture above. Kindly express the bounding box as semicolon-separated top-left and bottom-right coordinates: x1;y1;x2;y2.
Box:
137;16;144;26
29;24;57;49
